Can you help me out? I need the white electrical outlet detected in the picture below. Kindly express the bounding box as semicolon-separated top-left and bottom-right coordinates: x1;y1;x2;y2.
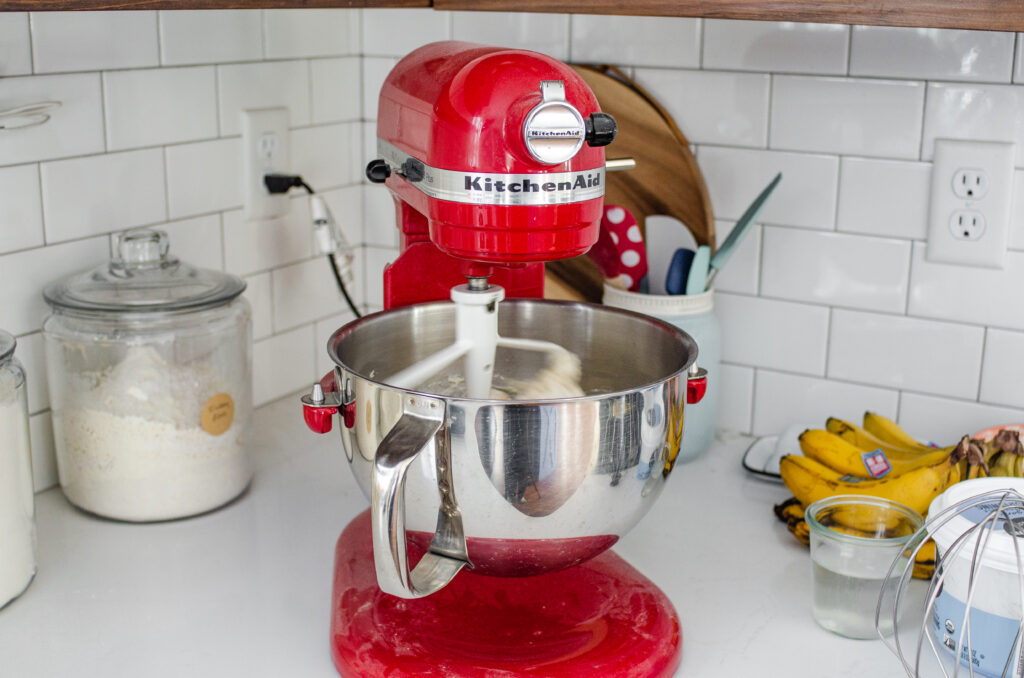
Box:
242;107;290;221
926;139;1015;268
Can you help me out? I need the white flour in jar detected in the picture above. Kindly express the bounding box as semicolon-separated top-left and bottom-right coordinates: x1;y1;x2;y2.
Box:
52;346;250;521
0;373;36;607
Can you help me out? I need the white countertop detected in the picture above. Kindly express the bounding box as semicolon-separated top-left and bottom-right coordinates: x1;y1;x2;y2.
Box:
0;396;911;677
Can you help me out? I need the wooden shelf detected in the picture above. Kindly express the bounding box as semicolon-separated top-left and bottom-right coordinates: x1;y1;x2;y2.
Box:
4;0;1021;33
0;0;427;10
435;0;1024;32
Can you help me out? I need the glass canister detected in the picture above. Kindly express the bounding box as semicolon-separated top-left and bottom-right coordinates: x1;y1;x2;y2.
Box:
42;229;253;522
0;330;36;608
603;285;720;463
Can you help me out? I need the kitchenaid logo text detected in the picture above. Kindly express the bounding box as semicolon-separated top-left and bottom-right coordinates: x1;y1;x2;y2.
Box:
464;173;600;194
526;129;583;138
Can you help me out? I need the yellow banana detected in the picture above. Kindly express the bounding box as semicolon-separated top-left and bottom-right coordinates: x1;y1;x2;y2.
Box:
826;417;927;457
799;428;951;479
787;518;810;545
779;452;958;518
913;540;937;580
863;411;933;451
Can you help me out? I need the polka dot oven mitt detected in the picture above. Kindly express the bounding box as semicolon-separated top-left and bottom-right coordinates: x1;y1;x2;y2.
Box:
586;205;648;292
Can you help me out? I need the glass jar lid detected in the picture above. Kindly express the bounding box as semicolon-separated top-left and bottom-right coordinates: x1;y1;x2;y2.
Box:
0;330;14;363
43;229;246;315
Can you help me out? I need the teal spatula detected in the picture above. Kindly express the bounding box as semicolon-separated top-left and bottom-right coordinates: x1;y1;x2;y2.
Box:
705;172;782;290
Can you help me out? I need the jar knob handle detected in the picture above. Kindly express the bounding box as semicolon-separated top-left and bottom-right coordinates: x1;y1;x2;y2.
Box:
115;229;171;270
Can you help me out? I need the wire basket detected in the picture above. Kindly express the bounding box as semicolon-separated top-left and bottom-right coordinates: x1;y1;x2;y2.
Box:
877;481;1024;678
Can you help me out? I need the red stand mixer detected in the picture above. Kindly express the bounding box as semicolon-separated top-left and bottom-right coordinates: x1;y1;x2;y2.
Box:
302;41;708;677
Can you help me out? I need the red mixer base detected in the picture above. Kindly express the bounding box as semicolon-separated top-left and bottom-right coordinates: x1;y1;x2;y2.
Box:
329;510;682;678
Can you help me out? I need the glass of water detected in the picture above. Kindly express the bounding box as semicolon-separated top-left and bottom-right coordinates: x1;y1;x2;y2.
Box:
806;495;924;639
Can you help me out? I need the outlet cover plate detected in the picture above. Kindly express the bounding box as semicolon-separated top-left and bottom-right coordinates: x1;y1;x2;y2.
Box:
926;138;1014;268
242;107;290;221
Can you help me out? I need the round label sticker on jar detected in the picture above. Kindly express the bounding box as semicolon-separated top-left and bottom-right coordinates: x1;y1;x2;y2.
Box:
201;393;234;436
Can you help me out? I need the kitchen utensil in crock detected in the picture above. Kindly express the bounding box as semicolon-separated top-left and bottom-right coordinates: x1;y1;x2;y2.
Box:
705;171;781;289
301;41;708;678
665;247;695;295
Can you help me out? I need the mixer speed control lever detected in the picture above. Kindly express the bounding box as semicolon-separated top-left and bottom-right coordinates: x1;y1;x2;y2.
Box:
365;159;391;184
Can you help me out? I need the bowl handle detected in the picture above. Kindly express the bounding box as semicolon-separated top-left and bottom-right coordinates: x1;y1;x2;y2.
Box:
372;393;470;598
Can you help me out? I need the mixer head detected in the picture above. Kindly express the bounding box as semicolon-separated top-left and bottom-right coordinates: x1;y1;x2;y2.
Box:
366;41;617;309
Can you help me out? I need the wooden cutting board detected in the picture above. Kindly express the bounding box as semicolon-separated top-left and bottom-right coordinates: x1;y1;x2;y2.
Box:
546;64;715;303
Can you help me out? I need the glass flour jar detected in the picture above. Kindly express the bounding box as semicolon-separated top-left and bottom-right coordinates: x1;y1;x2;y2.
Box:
42;229;253;522
0;330;36;609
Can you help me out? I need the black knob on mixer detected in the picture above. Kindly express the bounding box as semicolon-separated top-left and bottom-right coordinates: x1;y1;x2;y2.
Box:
585;113;617;148
365;159;391;183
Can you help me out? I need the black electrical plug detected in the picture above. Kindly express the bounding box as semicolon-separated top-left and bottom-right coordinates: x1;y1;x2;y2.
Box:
264;173;308;194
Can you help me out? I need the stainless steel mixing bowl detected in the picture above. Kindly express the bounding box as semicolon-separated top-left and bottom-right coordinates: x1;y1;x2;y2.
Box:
313;299;700;599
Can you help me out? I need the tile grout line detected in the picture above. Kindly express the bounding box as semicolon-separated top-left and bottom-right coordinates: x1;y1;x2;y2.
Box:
976;327;988;402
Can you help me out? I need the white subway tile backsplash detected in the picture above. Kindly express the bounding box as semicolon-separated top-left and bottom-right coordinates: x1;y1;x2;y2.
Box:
570;15;700;68
165;138;242;219
1011;170;1024;250
712;220;760;294
363;183;399;247
264;9;360;59
361;9;449;58
40;149;166;243
30;11;158;73
898;391;1024;445
453;12;569;60
980;329;1024;409
223;209;311;276
0;236;108;336
29;410;56;492
0;165;43;255
922;82;1024;166
698;146;838;229
315;311;355;378
909;242;1024;330
244;272;273;341
104;67;218;151
0;13;31;76
836;157;931;239
272;257;353;331
311;57;361;124
751;369;899;436
217;61;311;136
362;58;396;121
703;20;849;75
291;123;356;190
320;184;364;249
850;27;1014;83
635;69;769;148
0;73;104;166
761;228;911;312
159;10;263;66
40;149;166;244
155;214;223;272
828;309;984;398
15;332;47;415
1016;34;1024;83
253;324;315;406
716;292;829;375
770;76;925;159
718;363;754;434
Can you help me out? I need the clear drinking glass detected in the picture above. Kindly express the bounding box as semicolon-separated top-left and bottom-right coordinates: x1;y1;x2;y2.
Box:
806;495;924;639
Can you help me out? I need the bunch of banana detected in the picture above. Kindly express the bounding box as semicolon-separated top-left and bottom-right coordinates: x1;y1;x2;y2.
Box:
987;428;1024;477
798;427;951;479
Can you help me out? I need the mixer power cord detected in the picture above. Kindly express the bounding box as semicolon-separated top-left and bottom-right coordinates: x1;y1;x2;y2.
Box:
263;173;362;319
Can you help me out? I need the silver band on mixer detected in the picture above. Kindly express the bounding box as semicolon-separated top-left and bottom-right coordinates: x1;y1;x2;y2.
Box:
376;138;605;206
